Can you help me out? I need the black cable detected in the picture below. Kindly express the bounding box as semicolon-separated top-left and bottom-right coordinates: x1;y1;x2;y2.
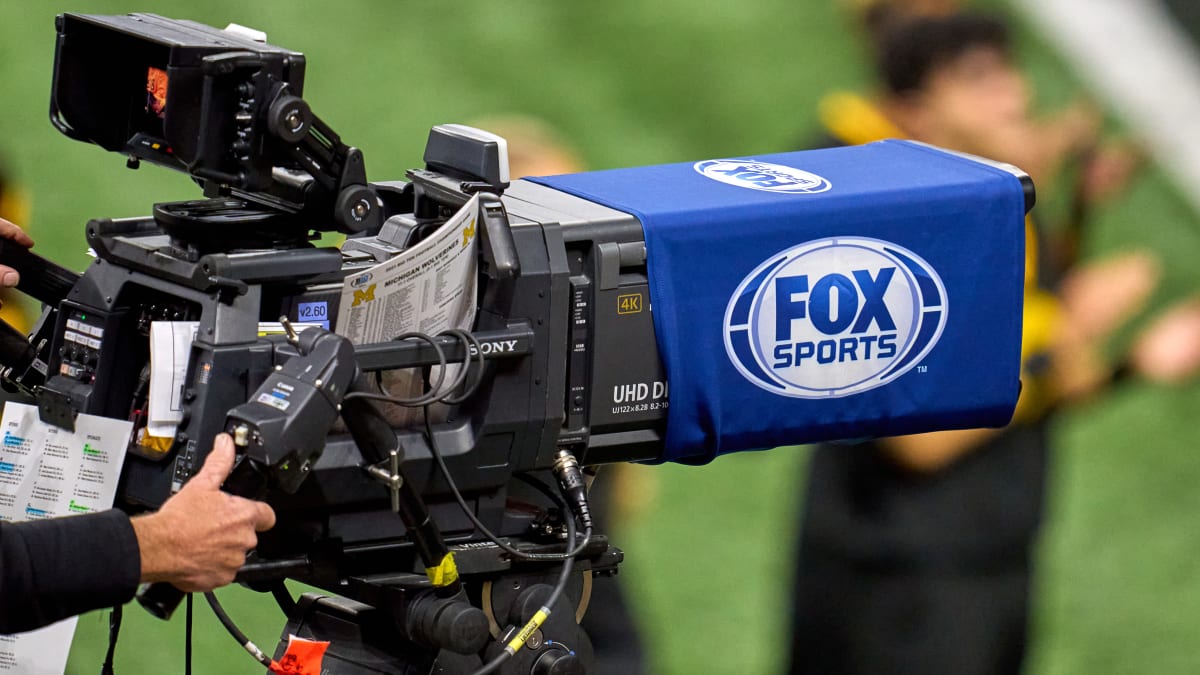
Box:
370;331;448;404
126;363;151;419
350;328;487;407
514;471;597;562
526;489;582;621
100;605;121;675
271;582;297;617
204;591;279;670
185;593;193;675
421;405;591;561
352;362;591;673
444;328;484;401
426;330;472;401
439;328;486;404
514;472;566;511
428;408;588;674
364;332;449;406
471;482;582;675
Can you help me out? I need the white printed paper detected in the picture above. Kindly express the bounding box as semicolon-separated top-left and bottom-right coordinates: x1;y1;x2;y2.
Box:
147;321;323;438
0;628;73;675
334;195;480;426
148;321;197;437
0;402;134;674
335;194;479;344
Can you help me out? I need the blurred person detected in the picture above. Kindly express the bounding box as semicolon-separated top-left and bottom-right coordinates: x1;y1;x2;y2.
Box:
844;0;960;47
470;114;653;675
826;0;1142;270
788;12;1195;675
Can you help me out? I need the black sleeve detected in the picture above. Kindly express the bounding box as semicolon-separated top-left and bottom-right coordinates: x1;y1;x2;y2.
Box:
0;509;140;633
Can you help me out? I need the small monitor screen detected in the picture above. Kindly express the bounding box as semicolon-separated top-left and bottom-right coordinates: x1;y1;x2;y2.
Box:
145;66;168;119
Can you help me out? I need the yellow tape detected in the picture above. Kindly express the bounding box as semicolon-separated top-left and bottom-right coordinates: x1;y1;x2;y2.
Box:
136;429;175;459
505;608;549;654
425;552;459;587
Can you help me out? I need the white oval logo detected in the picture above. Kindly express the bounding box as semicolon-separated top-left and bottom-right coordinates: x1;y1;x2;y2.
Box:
694;159;832;194
724;237;948;398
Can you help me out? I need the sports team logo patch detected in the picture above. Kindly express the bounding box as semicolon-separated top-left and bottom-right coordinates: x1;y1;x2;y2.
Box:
724;236;947;398
694;159;832;194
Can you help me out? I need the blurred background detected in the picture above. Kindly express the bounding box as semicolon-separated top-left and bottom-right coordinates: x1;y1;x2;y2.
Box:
3;1;1200;673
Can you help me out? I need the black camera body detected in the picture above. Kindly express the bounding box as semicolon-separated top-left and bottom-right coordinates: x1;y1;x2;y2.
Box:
0;14;680;671
36;12;667;509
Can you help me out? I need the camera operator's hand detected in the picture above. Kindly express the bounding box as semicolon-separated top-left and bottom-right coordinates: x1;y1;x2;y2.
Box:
0;216;34;288
130;433;276;592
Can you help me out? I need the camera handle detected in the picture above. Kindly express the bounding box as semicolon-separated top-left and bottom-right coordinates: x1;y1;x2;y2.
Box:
138;324;358;619
135;327;491;654
0;238;79;393
0;237;80;306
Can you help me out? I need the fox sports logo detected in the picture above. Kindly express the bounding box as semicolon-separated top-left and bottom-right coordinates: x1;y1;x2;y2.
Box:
694;159;832;194
724;237;948;398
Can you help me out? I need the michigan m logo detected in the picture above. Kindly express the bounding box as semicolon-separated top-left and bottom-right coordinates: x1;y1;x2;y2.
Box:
352;283;377;307
462;218;477;248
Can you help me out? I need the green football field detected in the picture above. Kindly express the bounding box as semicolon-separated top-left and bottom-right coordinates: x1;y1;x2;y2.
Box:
2;1;1200;673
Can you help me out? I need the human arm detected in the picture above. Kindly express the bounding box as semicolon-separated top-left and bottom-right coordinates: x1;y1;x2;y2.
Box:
1127;297;1200;383
0;434;274;633
876;428;1002;474
0;509;139;633
879;251;1161;473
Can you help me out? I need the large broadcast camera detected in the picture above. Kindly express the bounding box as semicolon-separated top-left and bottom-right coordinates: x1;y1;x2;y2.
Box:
0;12;1032;674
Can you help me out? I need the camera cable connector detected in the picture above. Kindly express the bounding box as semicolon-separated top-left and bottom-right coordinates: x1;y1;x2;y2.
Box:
552;449;593;532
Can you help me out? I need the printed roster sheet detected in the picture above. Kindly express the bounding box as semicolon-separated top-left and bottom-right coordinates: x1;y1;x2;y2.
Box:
0;402;133;675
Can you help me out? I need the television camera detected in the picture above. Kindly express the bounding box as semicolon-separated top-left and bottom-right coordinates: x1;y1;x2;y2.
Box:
0;12;1032;674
